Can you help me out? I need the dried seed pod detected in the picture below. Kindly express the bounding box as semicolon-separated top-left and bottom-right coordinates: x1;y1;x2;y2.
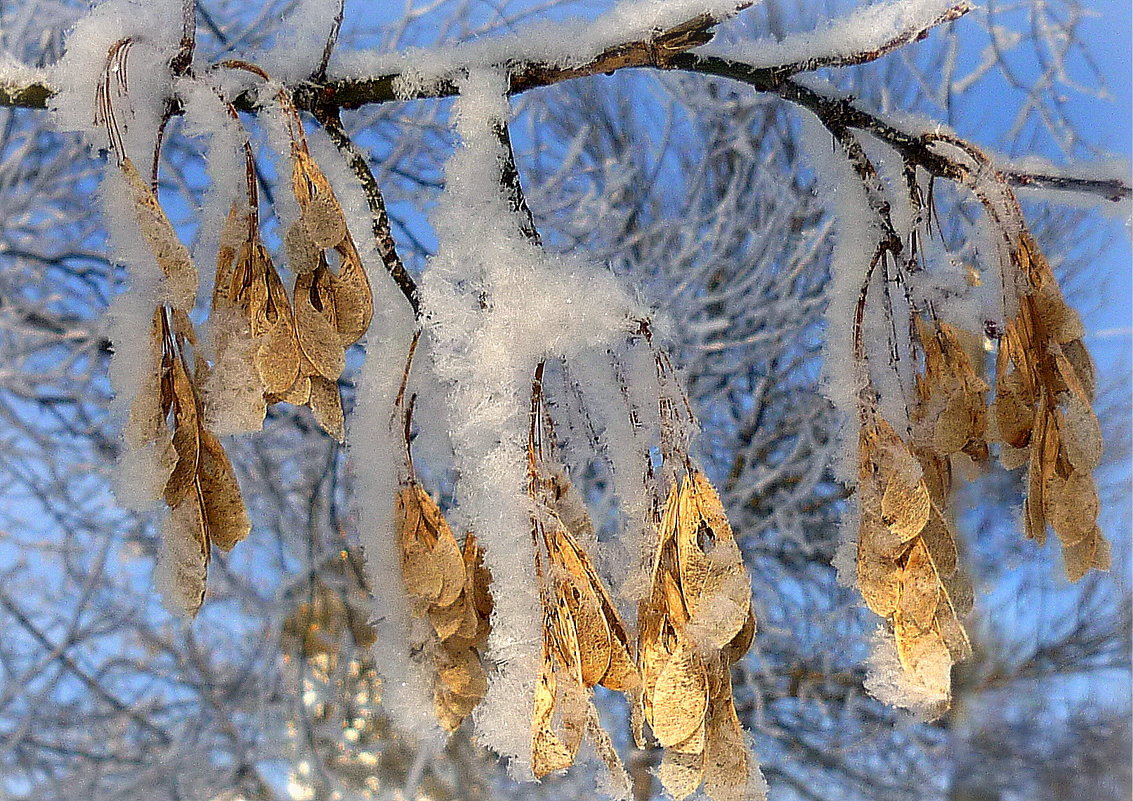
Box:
308;376;345;443
293;269;346;382
856;412;972;713
329;243;375;346
156;492;209;616
652;641;709;748
984;222;1107;579
659;748;708;800
284;218;322;274
197;429;251;551
636;467;760;800
396;482;492;733
120;157;198;311
702;667;754;801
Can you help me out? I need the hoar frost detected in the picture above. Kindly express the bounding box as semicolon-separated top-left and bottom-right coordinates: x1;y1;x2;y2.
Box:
419;68;641;777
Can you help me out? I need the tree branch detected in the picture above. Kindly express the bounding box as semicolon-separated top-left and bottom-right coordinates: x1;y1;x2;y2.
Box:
3;6;1125;205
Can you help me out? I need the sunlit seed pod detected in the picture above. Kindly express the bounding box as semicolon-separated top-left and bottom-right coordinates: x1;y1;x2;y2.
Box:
1032;282;1085;344
254;318;302;396
650;640;709;748
892;613;951;701
301;193;348;250
722;606;756;666
293;272;346;382
431;530;468;609
164;403;202;505
897;538;941;631
1062;530;1104;582
284;219;322;275
401;548;442;608
156;496;210;617
123;319;167;449
197;429;251;551
1044;469;1099;546
1056;393;1103;472
668;722;707;756
932;390;976;455
918;512;958;579
330;244;375;346
397;485;450;603
934;601;973;662
658;748;707;800
429;597;472;641
268;373;312;407
120;157;199;312
436;646;487;699
308;375;345;442
993;371;1034;450
702;690;752;801
999;442;1030;471
857;548;900;618
879;471;932;542
1060;339;1096;401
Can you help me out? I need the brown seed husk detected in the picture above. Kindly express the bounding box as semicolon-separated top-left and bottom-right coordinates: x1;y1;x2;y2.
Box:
651;641;709;748
157;493;210;616
284;219;322;274
197;429;251;551
292;271;346;382
659;748;707;800
120;157;198;312
308;376;345;443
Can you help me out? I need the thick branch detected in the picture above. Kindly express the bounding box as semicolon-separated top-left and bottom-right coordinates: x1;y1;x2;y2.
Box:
4;7;1126;203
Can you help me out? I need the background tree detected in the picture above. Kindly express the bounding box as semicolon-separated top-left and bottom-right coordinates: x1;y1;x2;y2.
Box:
0;1;1127;800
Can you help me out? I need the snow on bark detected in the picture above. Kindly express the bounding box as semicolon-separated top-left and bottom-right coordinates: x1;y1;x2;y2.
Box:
335;0;750;96
702;0;969;68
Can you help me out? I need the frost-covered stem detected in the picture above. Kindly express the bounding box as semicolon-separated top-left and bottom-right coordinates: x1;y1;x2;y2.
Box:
313;0;345;83
314;105;420;315
149;0;197;187
496;121;540;245
171;0;196;77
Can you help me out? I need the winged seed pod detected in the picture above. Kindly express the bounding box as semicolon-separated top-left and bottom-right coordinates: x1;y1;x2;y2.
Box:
912;318;989;462
856;415;972;714
395;483;492;732
283;92;374;348
136;309;251;617
215;62;374;442
989;226;1109;580
636;469;759;801
208;191;302;435
119;157;198;312
530;495;637;787
526;374;636;788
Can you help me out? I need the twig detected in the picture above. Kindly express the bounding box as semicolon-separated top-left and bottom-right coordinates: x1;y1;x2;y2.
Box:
313;0;345;83
313;104;420;315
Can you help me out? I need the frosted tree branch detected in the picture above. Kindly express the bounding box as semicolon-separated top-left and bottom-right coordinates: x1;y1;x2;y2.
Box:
6;4;1125;205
